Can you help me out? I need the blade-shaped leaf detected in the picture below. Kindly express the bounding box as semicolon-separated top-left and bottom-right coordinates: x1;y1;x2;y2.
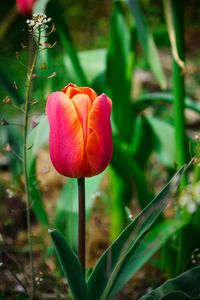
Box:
0;68;22;104
78;49;106;82
139;266;200;300
59;29;89;86
109;217;188;298
112;138;152;208
27;115;49;173
131;116;155;169
133;92;200;114
46;0;88;86
0;291;29;299
87;167;184;300
126;0;166;90
49;229;87;300
43;0;88;89
0;125;22;184
146;116;176;168
28;159;49;225
27;115;49;225
106;1;135;142
33;0;50;13
108;167;128;240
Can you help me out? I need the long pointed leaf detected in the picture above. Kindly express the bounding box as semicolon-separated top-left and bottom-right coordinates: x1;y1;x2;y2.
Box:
107;1;135;141
146;116;176;168
49;229;87;300
127;0;166;90
46;0;88;86
87;167;184;300
27;115;49;225
133;92;200;114
59;29;88;86
140;266;200;300
109;217;187;298
112;138;152;208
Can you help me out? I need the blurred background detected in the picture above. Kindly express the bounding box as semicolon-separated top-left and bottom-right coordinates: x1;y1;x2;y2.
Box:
1;0;200;299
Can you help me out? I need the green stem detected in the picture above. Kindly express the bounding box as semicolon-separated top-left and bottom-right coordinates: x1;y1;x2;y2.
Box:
172;0;187;186
193;164;200;183
77;178;86;275
23;30;41;298
171;0;186;276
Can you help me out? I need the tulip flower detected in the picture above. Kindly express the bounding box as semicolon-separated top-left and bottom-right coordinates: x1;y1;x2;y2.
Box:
16;0;35;15
46;83;112;178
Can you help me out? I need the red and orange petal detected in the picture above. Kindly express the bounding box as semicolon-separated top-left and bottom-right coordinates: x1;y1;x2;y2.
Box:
46;92;88;178
62;83;76;94
78;87;98;101
86;93;113;176
62;83;98;102
71;93;92;142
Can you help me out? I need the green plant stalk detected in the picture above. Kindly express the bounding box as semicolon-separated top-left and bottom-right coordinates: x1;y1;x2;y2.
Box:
109;167;127;241
172;0;187;186
77;178;86;275
172;0;186;276
23;29;41;298
193;164;200;183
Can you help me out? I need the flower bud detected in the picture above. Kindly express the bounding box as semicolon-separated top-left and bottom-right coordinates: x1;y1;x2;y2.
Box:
16;0;35;15
46;83;113;178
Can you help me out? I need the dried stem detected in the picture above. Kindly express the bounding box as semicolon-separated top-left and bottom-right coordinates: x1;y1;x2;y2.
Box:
23;29;41;298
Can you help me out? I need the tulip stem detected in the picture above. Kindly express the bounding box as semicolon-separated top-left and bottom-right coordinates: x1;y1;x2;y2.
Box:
77;178;86;275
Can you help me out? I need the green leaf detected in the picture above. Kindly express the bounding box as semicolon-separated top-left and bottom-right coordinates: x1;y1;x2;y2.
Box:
78;49;107;83
87;167;184;300
0;291;29;300
112;138;152;208
126;0;167;90
28;159;49;225
0;125;22;184
27;115;49;225
54;179;78;250
27;115;49;174
133;92;200;114
106;1;135;141
131;116;155;168
0;68;22;104
146;116;176;168
49;229;87;300
109;217;187;298
46;0;88;86
139;266;200;300
58;29;89;86
108;167;128;240
33;0;50;13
